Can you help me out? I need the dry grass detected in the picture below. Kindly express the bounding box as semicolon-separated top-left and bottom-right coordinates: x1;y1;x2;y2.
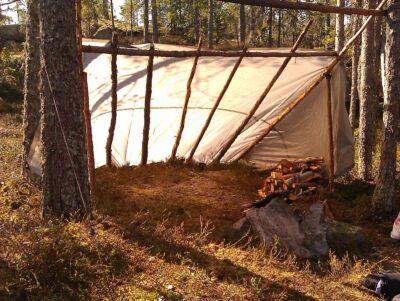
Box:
1;113;399;300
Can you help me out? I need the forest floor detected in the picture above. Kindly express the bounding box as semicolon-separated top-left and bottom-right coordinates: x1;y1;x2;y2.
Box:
1;113;400;300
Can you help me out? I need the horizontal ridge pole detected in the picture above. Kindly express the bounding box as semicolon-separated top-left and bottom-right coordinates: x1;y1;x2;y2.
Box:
82;45;338;58
213;20;313;164
216;0;386;16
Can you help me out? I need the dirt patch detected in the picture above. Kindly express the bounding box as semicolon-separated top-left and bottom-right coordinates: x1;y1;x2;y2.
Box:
95;163;263;242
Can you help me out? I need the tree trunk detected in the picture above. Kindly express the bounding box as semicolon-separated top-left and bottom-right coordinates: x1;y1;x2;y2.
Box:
208;0;214;48
373;16;383;95
194;1;200;43
239;3;246;44
22;0;40;177
38;0;90;219
358;0;378;181
325;0;331;49
130;0;133;40
335;0;345;51
249;6;256;45
277;9;281;47
349;0;362;128
102;0;109;20
268;6;273;47
151;0;159;43
144;0;150;43
372;0;400;216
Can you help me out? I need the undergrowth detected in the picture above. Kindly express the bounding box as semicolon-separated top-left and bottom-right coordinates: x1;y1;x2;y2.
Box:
1;114;398;300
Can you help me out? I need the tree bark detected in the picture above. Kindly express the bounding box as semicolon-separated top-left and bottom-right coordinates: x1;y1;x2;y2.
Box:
268;6;273;47
38;0;90;219
372;0;400;216
151;0;159;43
249;6;256;45
335;0;345;51
277;9;281;47
349;0;362;128
106;33;118;167
144;0;150;43
358;0;378;181
22;0;40;177
130;0;133;40
102;0;109;20
239;3;246;44
194;1;200;43
325;0;331;49
373;15;383;95
208;0;214;48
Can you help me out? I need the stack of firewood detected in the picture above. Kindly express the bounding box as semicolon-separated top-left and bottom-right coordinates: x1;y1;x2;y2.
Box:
257;157;325;202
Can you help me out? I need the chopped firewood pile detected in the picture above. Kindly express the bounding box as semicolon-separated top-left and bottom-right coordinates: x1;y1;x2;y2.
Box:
245;157;326;209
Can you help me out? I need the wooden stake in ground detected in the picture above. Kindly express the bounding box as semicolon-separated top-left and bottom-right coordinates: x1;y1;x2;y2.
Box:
212;20;313;164
187;46;247;162
325;73;335;192
106;32;118;167
83;72;95;195
141;44;155;165
77;0;95;196
236;0;388;162
171;39;202;160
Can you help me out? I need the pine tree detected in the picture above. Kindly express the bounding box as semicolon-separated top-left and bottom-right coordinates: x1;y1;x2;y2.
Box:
358;0;378;181
151;0;159;43
38;0;90;219
22;0;40;177
372;0;400;216
208;0;214;48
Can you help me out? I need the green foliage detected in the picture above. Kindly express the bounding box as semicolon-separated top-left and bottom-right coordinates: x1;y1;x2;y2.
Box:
0;46;24;112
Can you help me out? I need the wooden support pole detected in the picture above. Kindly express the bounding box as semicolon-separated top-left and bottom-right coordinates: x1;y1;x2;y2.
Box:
187;47;247;162
171;38;202;160
236;0;388;161
77;0;96;197
213;20;313;164
82;45;338;58
83;72;95;193
141;44;155;165
217;0;386;16
106;32;118;167
325;73;335;192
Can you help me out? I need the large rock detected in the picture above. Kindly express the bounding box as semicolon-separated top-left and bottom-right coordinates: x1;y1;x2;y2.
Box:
237;198;329;258
325;219;365;252
233;198;365;258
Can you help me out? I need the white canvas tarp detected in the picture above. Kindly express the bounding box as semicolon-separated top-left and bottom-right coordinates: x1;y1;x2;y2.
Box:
29;42;354;175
